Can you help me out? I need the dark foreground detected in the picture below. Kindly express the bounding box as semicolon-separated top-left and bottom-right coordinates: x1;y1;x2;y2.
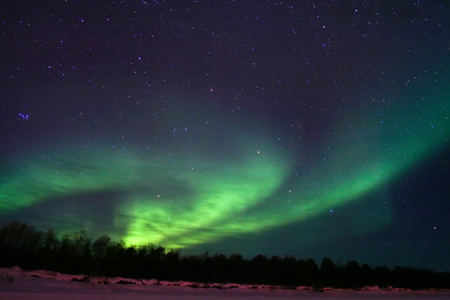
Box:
1;267;449;300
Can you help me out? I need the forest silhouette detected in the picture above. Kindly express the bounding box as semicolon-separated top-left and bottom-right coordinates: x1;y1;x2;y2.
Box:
1;220;449;289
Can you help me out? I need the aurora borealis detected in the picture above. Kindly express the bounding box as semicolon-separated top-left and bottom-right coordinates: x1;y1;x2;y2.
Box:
1;1;449;271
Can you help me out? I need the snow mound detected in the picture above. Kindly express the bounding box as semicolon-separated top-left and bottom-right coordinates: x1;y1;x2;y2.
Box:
1;268;450;299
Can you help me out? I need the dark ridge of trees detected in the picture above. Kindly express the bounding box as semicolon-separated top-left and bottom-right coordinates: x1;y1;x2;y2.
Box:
1;220;449;289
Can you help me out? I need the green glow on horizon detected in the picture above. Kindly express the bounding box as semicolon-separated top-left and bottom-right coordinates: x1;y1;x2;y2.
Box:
122;147;291;247
0;87;448;249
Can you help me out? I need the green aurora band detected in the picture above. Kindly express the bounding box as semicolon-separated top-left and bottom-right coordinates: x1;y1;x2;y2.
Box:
0;86;449;249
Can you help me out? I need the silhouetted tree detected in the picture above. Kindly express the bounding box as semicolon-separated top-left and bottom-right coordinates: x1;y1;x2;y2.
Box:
164;250;180;280
298;258;319;286
249;254;268;284
228;253;244;282
320;257;338;286
104;239;126;276
282;255;298;286
2;220;450;289
211;253;227;282
43;228;59;250
343;260;361;288
373;265;391;287
92;234;111;274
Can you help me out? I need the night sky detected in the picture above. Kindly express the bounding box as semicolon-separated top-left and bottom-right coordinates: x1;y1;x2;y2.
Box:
1;1;449;271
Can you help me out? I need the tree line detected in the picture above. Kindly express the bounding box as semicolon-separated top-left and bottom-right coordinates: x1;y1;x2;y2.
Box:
1;220;449;289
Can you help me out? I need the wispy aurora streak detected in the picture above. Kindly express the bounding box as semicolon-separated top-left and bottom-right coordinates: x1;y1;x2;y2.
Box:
1;88;448;249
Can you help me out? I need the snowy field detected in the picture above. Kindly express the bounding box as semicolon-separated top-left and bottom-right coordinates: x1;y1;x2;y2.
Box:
1;267;449;300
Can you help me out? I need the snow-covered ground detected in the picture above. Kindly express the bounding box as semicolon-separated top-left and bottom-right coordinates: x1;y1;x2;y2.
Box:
1;267;449;299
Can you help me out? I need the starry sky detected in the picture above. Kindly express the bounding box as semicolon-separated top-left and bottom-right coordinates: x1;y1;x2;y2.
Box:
1;1;449;271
